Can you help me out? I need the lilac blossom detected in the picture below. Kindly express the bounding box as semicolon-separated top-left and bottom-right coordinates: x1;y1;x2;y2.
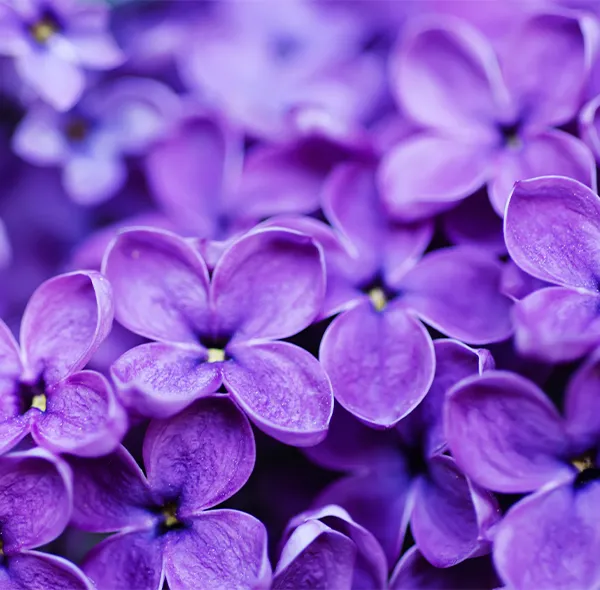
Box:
307;339;499;565
67;396;271;590
103;226;333;446
505;175;600;362
287;163;512;427
445;361;600;589
0;0;124;111
382;12;596;220
273;505;387;590
177;0;383;140
0;270;125;455
13;77;179;204
0;448;92;589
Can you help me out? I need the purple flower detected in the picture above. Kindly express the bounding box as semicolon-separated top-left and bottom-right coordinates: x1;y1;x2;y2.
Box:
0;0;124;110
381;12;596;220
103;226;333;446
177;0;381;139
0;270;125;455
308;339;499;565
0;448;92;589
446;362;600;589
0;217;10;270
292;163;512;427
389;546;501;590
273;505;387;590
505;175;600;362
67;396;271;590
13;77;178;204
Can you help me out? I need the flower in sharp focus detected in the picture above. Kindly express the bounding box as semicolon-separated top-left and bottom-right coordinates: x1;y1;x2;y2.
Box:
504;175;600;362
307;339;499;566
445;360;600;589
67;396;271;590
0;0;124;110
0;448;92;589
273;505;387;590
103;226;333;446
0;270;126;456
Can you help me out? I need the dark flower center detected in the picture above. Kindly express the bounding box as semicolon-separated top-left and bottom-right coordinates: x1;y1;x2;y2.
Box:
155;501;186;535
498;121;523;150
271;35;302;61
29;12;60;44
359;277;398;313
65;117;90;143
197;334;231;363
17;377;47;414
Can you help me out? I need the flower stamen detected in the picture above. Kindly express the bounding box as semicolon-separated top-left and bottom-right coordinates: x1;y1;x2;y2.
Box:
207;348;225;363
368;287;387;312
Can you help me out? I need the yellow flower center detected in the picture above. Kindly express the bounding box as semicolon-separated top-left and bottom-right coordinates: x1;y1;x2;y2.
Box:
162;503;180;529
573;454;594;473
30;19;58;44
207;348;225;363
368;287;387;312
30;394;47;412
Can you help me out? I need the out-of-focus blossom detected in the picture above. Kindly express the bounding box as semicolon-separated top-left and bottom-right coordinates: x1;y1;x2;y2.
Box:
505;175;600;362
382;12;596;220
0;271;125;455
0;0;124;110
67;396;271;590
446;364;600;589
13;77;179;204
308;340;499;565
177;0;384;140
273;505;387;590
103;227;333;446
0;448;92;589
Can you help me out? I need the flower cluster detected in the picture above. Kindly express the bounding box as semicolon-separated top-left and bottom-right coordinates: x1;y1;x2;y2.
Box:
1;0;600;588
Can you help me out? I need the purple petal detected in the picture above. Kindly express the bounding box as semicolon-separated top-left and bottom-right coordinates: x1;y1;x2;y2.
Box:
20;271;113;385
63;153;127;205
564;350;600;449
412;455;496;568
504;175;600;290
4;551;93;590
513;287;600;363
33;370;126;456
283;505;388;590
102;229;210;344
143;396;255;515
15;51;85;111
400;246;513;344
273;520;356;590
315;469;413;565
494;482;600;590
0;319;22;378
146;115;241;238
223;341;333;446
111;342;221;418
164;510;271;590
12;105;68;165
67;446;154;533
391;20;503;136
390;546;501;590
500;259;549;301
211;228;325;341
446;371;571;493
322;163;433;287
378;134;492;221
489;131;596;216
320;300;434;428
580;94;600;161
398;339;494;458
0;449;72;552
83;529;164;590
501;13;589;128
66;31;125;69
